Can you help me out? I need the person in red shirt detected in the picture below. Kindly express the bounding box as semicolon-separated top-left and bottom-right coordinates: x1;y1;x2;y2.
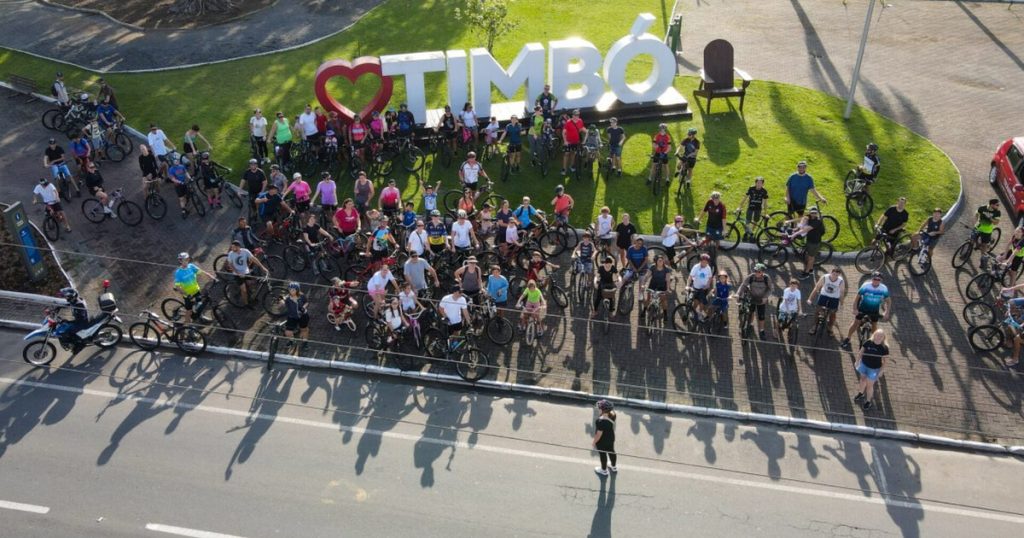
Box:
699;191;728;250
649;123;672;185
561;109;585;176
551;184;574;226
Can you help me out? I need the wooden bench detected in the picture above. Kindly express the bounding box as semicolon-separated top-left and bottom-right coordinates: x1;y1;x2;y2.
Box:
6;73;40;102
693;39;752;113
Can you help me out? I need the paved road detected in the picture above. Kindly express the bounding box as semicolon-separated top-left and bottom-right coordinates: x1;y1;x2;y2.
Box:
0;329;1022;537
0;0;386;72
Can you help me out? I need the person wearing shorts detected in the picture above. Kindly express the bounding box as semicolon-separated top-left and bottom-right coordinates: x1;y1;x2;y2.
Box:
561;109;584;176
700;191;727;247
649;123;671;184
605;118;624;175
974;199;1001;256
687;254;714;319
785;160;825;216
517;279;547;336
284;282;310;351
439;287;470;335
854;329;889;411
807;267;845;334
498;115;524;172
841;273;890;351
736;263;773;339
367;266;398;318
592;257;619;315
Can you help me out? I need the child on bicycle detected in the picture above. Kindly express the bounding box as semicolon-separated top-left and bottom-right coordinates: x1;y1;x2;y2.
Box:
711;271;732;328
583;125;602;163
382;296;409;348
483;116;500;151
398;281;426;315
526;250;559;289
477;202;494;239
500;216;523;259
572;231;597;277
517;279;547;336
778;278;802;329
327;277;359;331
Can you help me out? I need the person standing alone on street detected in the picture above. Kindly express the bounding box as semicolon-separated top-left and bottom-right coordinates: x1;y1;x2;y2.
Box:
592;399;618;476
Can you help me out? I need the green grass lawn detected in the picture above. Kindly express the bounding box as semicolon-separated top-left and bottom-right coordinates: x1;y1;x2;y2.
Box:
0;0;958;250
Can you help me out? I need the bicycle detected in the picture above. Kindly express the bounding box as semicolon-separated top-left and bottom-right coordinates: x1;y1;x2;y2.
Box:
500;149;512;182
214;247;287;282
283;239;343;283
853;229;929;276
38;204;63;241
195;160;243;210
530;135;555;178
569;257;594;306
777;309;807;353
128;310;207;354
289;138;320;177
256;211;302;245
844;169;874;220
596;148;615;182
424;325;492;381
967;301;1020;353
811;302;838;344
649;154;667;195
469;295;515;345
854;314;876;348
82;187;143;226
640;290;671;336
391;134;426;173
593;288;616;335
142;177;168;220
722;206;788;251
161;284;239;344
964;253;1017;301
223;274;289;317
428;131;456;170
441;179;505;219
952;224;1003;269
757;226;834;269
265;320;288;371
179;178;208;218
536;210;580;257
616;267;642;316
509;270;569;310
53;166;80;202
101;121;134;163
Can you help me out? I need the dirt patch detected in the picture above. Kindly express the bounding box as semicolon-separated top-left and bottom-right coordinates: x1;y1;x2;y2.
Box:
0;205;69;297
46;0;277;30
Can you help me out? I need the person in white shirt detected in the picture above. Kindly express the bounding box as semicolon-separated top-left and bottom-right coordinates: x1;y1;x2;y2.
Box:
450;210;478;251
32;177;71;232
458;151;487;189
687;254;714;319
459;102;479;142
807;267;846;335
439;287;470;334
249;108;269;163
367;266;398;318
660;216;685;262
146;123;175;177
298;104;319;140
406;219;429;256
52;72;69;107
778;278;802;330
595;206;614;251
382;297;407;331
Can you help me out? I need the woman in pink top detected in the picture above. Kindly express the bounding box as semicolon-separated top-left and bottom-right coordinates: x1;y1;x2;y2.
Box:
284;172;312;213
311;171;338;214
333;198;361;256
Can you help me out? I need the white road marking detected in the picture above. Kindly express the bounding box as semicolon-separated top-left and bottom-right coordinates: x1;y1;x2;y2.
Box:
4;376;1024;525
145;523;247;538
872;445;890;501
0;499;50;514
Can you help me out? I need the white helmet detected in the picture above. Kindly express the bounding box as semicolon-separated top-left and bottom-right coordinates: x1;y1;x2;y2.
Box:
177;252;190;261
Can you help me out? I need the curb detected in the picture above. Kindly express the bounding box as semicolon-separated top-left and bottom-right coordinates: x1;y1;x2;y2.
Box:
36;0;146;31
0;310;1019;457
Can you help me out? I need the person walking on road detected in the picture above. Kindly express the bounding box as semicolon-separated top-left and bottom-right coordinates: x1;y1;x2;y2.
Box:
592;399;618;476
854;329;889;411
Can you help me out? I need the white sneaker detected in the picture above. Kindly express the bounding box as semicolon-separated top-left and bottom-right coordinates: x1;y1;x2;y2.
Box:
334;325;341;332
609;466;618;473
594;467;609;476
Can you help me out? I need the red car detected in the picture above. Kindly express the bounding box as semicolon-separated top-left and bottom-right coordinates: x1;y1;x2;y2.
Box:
990;137;1024;221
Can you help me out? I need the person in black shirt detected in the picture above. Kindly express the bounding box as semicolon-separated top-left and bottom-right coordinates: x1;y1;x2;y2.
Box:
302;213;334;254
284;282;310;351
788;208;825;279
605;117;625;175
614;213;638;268
592;257;619;314
535;84;558;120
854;328;889;411
436;105;458;153
876;197;909;253
240;159;267;221
81;161;111;211
738;176;769;240
592;399;617;476
232;217;260;252
642;255;675;315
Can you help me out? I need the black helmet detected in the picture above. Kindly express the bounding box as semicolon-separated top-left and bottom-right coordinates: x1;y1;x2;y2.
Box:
597;399;614;411
866;143;878;151
59;287;78;301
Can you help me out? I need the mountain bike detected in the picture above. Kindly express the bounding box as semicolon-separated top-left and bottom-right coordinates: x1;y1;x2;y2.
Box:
82;188;143;226
214;247;287;282
265;320;288;371
757;226;834;269
441;179;505;218
968;302;1020;353
38;204;63;241
952;224;1002;269
593;288;616;335
854;229;929;276
777;308;806;354
964;254;1017;301
722;206;788;251
142;177;167;220
53;166;80;202
424;326;491;381
128;310;206;354
569;257;594;306
283;239;343;283
649;154;667;195
223;274;289;317
844;169;874;219
469;295;514;345
640;290;670;336
537;210;580;257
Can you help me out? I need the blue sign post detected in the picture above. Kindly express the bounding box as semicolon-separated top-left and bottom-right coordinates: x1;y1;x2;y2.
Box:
3;202;48;282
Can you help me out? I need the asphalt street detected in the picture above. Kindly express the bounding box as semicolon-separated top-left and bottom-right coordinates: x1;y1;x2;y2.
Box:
0;329;1021;537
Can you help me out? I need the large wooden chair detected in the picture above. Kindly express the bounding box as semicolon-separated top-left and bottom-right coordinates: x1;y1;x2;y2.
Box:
693;39;752;112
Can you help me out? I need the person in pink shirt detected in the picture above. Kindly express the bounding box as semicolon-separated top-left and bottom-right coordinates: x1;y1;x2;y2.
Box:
333;198;361;256
311;171;338;214
379;178;401;218
284;172;312;213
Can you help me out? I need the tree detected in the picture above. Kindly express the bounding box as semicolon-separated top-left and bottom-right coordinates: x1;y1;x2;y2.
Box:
454;0;519;53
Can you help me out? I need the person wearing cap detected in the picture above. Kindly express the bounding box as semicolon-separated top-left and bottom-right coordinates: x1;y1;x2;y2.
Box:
737;177;769;241
736;263;774;339
497;114;524;172
840;272;890;351
649;123;672;185
33;177;71;233
226;239;268;305
858;142;881;186
454;255;484;303
560;108;585;176
265;162;288;194
535;84;558;120
422;181;441;214
450;209;478;252
551;185;574;226
282;172;312;213
249;108;269;163
459;150;488;191
439;286;471;336
51;72;69;107
785;207;826;279
404;249;440;295
146;123;175;177
592;399;618;476
699;191;727;251
807;267;846;335
194;150;223;209
322;128;340;164
675;127;701;193
255;184;292;236
785;160;826;217
605;118;625;176
267;111;293;168
43;137;72;184
173;253;215;324
517;279;548;337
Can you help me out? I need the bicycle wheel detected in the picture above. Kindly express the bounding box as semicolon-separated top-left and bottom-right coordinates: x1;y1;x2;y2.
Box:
539;229;570;257
963;300;997;328
854;246;885;275
344;263;368;282
262;286;289;317
57;175;72;202
966;273;995;301
42;108;61;130
129;322;161;350
671;304;697;335
114;132;134;154
283;245;308;272
907;248;932;276
525;321;537;346
618;283;634;315
423;328;447;358
314;255;342;283
224;186;243;209
42;216;60;241
455;346;491;381
94;324;122;348
820;215;840;244
117;200;143;226
968;324;1003;352
81;198;106;223
501;158;511;182
262;255;287;280
645;304;664;336
550;285;569;309
767;211;791;231
365;323;387;350
145;193;167;220
721;223;742;251
486;316;514;345
161;298;186;321
106;144;125;163
174;325;207;354
442;190;463;215
758;243;788;269
845;192;873;219
224;280;247;308
815;242;834;266
952;242;973;269
991;227;1003;249
843;172;858;195
402;146;425;172
23;341;57;366
190;190;207;217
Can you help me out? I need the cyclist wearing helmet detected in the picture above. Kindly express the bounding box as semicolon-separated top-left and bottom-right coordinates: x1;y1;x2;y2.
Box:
55;287;90;352
561;109;585;176
592;399;617;476
840;272;890;351
583;123;602;164
551;185;574;226
675;127;700;191
425;209;450;256
167;155;192;218
284;282;311;351
859;143;881;184
642;254;675;317
195;151;223;209
173;253;215;323
736;263;774;339
649;123;672;185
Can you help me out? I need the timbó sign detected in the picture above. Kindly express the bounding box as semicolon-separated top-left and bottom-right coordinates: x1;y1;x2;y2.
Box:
313;13;678;125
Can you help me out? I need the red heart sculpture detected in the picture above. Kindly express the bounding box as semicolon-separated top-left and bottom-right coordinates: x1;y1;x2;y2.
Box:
314;57;394;126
